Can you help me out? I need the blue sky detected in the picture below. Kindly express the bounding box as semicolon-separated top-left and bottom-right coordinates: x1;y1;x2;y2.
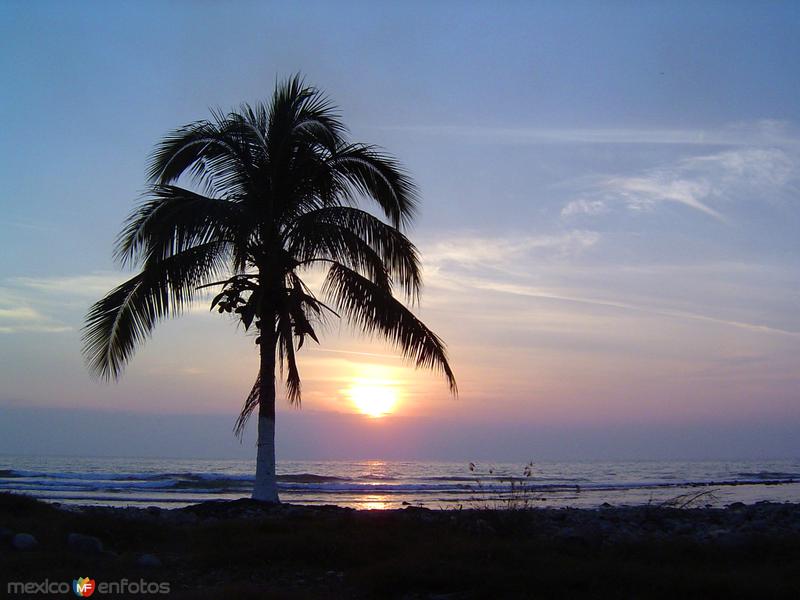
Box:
1;1;799;459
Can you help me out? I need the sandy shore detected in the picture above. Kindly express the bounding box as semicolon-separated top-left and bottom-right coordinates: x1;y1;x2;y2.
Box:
2;492;800;598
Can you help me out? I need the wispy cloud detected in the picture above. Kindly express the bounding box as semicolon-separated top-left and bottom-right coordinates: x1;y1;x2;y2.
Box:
560;199;608;217
422;230;600;269
0;306;42;321
464;277;800;339
0;324;72;334
564;147;798;221
682;148;794;189
0;273;129;335
0;293;68;334
604;175;723;220
305;347;404;360
12;273;127;298
380;120;800;147
0;220;60;233
415;229;800;343
3;271;233;331
0;301;71;334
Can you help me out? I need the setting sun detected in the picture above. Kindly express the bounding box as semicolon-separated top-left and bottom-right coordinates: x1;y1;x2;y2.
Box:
348;382;398;418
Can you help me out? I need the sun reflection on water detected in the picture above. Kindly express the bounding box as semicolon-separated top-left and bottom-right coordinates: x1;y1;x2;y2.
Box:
360;495;391;510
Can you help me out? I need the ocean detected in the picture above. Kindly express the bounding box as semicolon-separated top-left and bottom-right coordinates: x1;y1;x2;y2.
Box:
1;456;799;510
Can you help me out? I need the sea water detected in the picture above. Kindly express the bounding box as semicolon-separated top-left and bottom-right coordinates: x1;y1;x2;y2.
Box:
1;455;799;510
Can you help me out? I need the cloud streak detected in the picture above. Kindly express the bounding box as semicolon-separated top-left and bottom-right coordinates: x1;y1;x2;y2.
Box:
565;147;798;221
0;303;71;334
418;229;800;341
0;306;41;321
0;273;131;335
466;278;800;339
561;199;608;217
380;120;800;147
12;273;127;298
604;175;724;220
422;230;600;269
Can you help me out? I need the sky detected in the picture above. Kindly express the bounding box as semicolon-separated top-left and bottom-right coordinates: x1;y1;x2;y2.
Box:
1;1;799;461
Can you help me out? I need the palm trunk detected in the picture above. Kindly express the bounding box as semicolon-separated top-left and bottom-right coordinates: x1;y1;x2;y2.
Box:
252;331;279;502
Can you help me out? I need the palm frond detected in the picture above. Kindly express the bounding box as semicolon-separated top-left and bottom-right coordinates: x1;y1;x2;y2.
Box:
82;241;229;380
286;272;334;344
115;185;243;267
289;206;421;301
290;93;346;151
147;118;253;199
329;143;418;229
265;76;348;218
290;224;392;291
234;374;260;439
321;263;456;393
277;312;302;406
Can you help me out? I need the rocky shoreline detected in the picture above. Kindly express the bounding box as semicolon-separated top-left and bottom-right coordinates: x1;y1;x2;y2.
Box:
3;493;800;598
47;496;800;546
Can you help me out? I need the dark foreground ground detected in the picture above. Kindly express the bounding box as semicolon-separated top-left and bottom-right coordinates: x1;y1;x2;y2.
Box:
1;493;800;599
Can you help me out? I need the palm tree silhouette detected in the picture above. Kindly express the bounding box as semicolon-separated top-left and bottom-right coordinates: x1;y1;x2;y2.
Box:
82;76;456;502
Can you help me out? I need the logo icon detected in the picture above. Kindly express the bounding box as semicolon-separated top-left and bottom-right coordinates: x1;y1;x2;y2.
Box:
73;577;95;597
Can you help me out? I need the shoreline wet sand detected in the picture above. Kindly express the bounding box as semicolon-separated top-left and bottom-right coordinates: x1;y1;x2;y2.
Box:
2;492;799;598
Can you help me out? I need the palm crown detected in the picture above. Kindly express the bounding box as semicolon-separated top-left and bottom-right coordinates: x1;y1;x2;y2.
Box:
83;76;456;499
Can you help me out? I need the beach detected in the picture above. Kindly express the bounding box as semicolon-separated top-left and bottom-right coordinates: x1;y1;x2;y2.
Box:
3;492;800;598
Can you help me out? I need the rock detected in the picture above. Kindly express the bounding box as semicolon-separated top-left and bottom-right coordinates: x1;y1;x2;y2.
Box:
67;533;104;555
137;553;162;568
744;518;771;534
12;533;38;551
706;528;731;539
728;502;746;510
596;520;615;535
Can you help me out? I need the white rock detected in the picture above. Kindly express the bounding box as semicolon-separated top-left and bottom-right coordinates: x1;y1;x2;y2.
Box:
137;553;162;568
12;533;38;551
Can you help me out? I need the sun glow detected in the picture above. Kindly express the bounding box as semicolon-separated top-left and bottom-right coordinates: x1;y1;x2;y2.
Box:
348;381;398;418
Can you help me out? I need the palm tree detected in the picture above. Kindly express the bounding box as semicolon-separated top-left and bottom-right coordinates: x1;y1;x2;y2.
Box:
82;76;456;502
